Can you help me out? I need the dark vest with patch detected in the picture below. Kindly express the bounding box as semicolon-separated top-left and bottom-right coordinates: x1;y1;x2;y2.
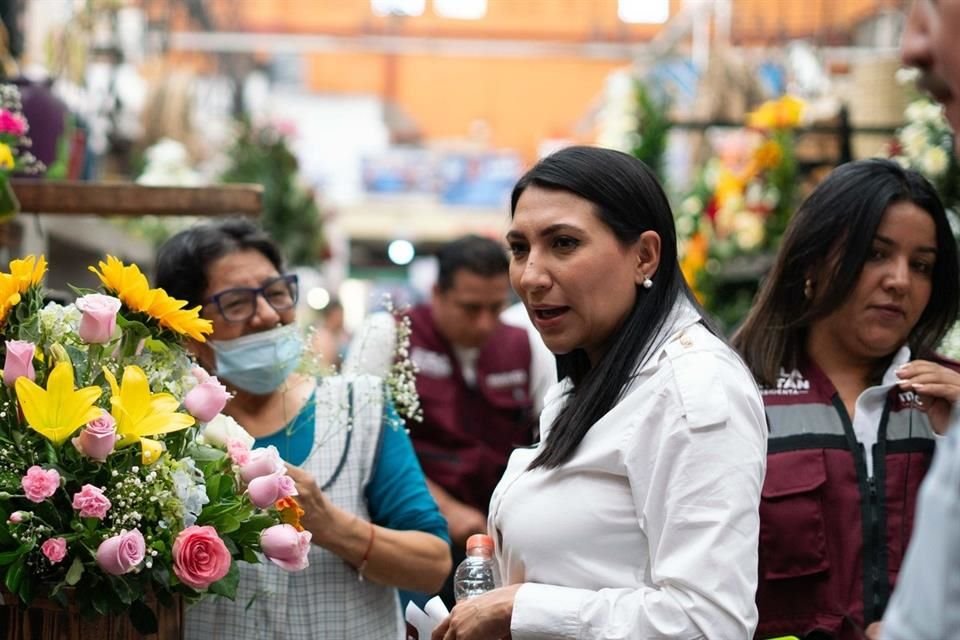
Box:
406;304;535;513
755;355;959;640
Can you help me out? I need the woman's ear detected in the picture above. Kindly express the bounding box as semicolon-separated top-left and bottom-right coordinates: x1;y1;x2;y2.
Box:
634;230;662;286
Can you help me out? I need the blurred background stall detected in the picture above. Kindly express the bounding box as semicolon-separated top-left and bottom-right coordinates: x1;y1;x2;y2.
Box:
0;0;955;354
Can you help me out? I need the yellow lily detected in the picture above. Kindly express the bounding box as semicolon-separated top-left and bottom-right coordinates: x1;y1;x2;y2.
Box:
0;143;14;170
103;365;195;447
15;361;102;445
139;437;164;466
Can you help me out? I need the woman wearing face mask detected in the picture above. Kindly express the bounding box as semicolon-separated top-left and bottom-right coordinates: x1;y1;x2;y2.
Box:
154;219;451;640
732;159;960;640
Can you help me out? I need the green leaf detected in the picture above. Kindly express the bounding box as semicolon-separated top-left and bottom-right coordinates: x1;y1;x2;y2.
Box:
44;439;59;465
189;445;226;462
143;338;169;354
108;575;136;605
128;600;159;635
0;543;32;566
65;557;84;586
150;562;171;588
0;509;16;544
217;515;242;535
205;474;222;499
208;561;239;600
90;584;111;616
4;557;24;594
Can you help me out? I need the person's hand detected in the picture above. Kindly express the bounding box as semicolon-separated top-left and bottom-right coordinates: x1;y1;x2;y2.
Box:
284;464;334;541
865;621;883;639
897;360;960;434
431;584;521;640
448;503;488;549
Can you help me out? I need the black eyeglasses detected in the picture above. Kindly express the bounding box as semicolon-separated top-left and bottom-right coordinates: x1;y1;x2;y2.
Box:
204;274;299;323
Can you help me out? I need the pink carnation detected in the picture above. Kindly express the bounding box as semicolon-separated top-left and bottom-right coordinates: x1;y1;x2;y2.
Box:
41;537;67;564
0;110;26;136
21;466;60;503
72;484;112;519
227;439;251;466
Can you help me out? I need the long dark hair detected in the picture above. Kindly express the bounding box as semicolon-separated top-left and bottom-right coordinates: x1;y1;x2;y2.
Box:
512;146;703;469
732;158;959;386
154;218;284;307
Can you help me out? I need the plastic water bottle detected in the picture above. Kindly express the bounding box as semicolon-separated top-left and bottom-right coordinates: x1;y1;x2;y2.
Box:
453;533;499;602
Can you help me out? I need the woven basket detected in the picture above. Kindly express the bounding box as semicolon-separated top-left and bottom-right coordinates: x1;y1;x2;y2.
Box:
0;590;183;640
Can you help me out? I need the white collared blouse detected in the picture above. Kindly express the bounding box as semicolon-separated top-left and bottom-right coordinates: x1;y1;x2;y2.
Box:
489;301;767;639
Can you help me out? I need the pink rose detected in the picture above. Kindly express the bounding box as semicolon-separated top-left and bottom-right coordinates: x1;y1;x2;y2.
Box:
41;538;68;564
0;110;26;136
71;484;112;519
172;525;232;590
21;466;60;503
75;294;121;344
3;340;36;387
226;439;250;466
239;446;285;483
71;411;118;462
95;529;145;575
260;524;312;571
7;511;26;524
184;369;230;422
247;472;298;509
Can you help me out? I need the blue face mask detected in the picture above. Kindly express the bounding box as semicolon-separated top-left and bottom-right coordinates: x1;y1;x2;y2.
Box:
209;324;304;395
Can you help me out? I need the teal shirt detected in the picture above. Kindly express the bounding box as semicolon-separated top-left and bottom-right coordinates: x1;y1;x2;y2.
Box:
254;390;449;543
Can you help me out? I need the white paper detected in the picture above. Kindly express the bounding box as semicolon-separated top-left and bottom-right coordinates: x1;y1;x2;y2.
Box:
405;596;450;639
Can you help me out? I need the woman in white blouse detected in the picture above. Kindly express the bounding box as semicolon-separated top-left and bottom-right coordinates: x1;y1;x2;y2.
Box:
432;146;767;640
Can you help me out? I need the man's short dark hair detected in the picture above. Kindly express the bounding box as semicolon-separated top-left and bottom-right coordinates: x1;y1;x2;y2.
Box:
435;235;509;292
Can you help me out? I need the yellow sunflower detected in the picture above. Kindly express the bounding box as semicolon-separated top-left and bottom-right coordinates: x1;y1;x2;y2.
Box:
0;255;46;326
89;255;213;342
9;255;47;288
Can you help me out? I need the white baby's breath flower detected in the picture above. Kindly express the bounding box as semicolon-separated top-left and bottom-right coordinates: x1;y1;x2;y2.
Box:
895;67;920;86
680;196;702;216
901;125;929;158
921;146;949;177
343;311;398;379
676;215;695;236
733;211;765;251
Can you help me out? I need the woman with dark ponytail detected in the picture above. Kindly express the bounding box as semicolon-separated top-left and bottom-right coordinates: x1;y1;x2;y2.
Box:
432;146;767;640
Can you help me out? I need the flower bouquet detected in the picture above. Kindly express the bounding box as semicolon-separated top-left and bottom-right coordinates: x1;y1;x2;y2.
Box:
675;95;803;330
0;84;45;221
0;255;309;635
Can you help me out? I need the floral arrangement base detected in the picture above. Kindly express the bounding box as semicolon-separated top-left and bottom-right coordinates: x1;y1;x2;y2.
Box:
0;590;182;640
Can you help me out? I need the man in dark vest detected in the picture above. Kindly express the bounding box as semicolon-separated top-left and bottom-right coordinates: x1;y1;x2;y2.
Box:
406;234;536;606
